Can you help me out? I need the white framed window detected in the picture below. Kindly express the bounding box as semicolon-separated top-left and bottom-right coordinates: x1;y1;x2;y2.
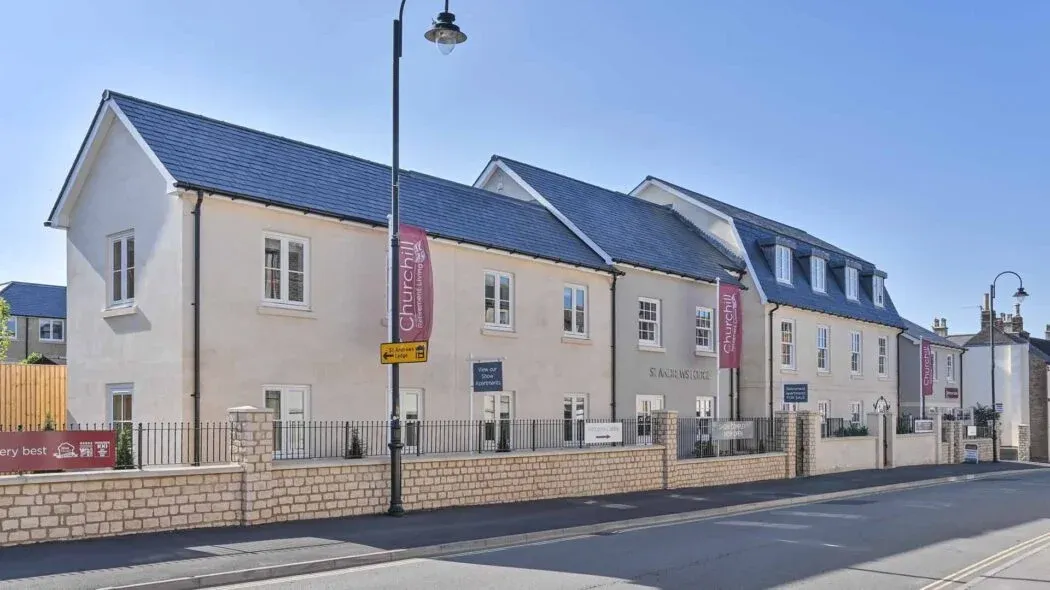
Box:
563;284;587;337
638;298;661;346
564;394;588;443
482;392;514;448
264;385;310;458
817;400;830;423
780;320;796;369
108;384;133;432
696;396;716;419
401;389;423;449
849;401;863;424
816;325;830;372
873;275;885;307
108;231;135;307
775;245;793;284
850;331;863;374
4;317;17;341
39;319;65;343
695;306;714;352
782;402;798;412
946;353;955;382
636;394;664;439
845;267;859;301
931;349;938;381
877;336;888;377
263;232;309;307
811;257;826;293
484;270;514;329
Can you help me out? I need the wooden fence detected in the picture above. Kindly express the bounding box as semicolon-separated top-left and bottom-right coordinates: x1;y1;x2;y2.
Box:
0;365;67;430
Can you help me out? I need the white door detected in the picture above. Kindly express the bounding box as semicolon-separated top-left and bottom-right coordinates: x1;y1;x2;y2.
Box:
400;390;422;452
696;396;716;419
265;386;308;458
636;395;665;441
482;393;513;450
563;395;587;444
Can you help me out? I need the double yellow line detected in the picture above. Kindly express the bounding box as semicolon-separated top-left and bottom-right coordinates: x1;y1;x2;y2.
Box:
921;530;1050;590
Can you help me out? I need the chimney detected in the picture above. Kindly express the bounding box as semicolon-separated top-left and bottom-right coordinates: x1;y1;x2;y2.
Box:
981;294;991;331
1011;303;1024;334
1045;323;1050;340
933;317;949;337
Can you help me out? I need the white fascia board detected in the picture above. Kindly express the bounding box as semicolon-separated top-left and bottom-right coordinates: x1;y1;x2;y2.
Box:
483;160;614;266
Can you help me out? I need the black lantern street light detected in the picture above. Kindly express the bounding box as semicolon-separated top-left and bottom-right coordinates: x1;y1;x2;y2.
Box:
988;271;1028;463
388;0;467;517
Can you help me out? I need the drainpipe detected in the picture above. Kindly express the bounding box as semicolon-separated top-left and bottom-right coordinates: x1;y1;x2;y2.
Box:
729;368;734;420
610;272;619;421
895;328;905;417
959;348;966;410
768;303;781;422
192;191;203;466
735;368;741;419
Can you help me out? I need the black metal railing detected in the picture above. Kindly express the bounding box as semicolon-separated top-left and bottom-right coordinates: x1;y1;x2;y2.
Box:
676;417;781;460
965;425;992;439
0;422;235;470
821;418;869;438
897;415;915;435
271;418;647;460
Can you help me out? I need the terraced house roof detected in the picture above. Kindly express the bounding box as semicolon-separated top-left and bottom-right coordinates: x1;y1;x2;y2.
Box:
51;92;611;273
901;318;965;349
0;282;66;319
648;177;906;328
489;158;746;286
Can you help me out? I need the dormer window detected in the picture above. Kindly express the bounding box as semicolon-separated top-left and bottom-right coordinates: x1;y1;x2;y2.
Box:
873;275;885;307
845;267;859;301
811;257;826;293
775;245;792;284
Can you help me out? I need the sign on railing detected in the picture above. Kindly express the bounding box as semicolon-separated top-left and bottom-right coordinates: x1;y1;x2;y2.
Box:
964;442;980;464
914;420;934;434
711;421;756;441
584;422;623;444
0;431;115;472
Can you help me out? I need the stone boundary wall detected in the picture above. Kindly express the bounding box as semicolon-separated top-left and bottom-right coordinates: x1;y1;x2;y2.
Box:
894;434;937;466
673;453;787;488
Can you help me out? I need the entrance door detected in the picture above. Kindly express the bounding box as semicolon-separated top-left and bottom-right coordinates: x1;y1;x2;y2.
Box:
482;393;513;450
636;395;665;442
265;386;308;459
564;395;587;444
400;389;422;452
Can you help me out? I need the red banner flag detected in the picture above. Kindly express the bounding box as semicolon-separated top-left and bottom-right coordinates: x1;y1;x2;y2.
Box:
719;282;742;369
921;339;934;396
0;431;116;472
398;224;434;343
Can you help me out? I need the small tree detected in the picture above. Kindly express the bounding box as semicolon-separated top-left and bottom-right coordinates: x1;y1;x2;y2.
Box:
346;428;364;459
116;426;135;469
0;298;10;360
496;426;511;452
43;412;56;431
21;353;47;365
973;403;998;428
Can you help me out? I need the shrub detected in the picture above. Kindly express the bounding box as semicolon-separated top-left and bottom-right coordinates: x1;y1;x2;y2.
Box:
116;427;135;469
837;423;869;437
43;412;56;431
346;428;364;459
20;353;47;365
496;428;511;452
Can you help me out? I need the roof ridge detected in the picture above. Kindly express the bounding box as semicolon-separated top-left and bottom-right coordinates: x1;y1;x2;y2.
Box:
105;90;394;175
403;169;554;213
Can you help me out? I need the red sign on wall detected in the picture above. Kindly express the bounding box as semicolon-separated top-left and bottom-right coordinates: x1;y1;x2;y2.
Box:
0;431;116;472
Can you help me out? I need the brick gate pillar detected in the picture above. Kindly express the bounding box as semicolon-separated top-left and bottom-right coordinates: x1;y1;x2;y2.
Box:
652;410;678;490
774;411;797;478
229;406;276;526
796;411;820;477
1018;424;1031;462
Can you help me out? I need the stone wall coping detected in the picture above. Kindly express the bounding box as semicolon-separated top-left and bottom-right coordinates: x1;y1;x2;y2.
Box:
270;444;665;471
676;452;787;466
822;436;877;443
0;463;242;486
227;406;273;414
897;433;936;439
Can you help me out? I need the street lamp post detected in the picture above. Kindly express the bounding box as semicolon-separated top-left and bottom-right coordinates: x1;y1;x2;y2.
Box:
988;271;1028;464
388;0;467;517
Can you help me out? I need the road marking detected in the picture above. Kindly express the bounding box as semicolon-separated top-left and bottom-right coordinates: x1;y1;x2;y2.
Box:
778;511;864;520
717;520;810;530
921;530;1050;590
213;559;428;588
602;503;636;509
668;494;708;501
958;540;1050;589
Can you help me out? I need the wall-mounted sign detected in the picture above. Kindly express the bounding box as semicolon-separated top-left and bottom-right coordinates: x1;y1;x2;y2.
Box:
649;368;710;381
967;425;978;437
584;423;623;444
944;387;959;399
995;402;1004;413
964;442;980;464
472;361;504;392
711;421;755;441
380;341;428;364
914;420;934;434
0;431;116;472
783;383;809;403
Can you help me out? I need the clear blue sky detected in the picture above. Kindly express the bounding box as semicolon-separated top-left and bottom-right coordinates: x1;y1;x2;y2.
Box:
2;0;1047;334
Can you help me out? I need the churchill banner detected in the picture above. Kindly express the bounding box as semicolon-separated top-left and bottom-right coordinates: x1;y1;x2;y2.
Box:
718;282;742;369
921;338;934;396
398;224;433;343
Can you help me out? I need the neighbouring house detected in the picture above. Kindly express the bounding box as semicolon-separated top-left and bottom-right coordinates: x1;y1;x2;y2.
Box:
958;298;1049;461
475;157;747;431
46;91;616;454
898;318;965;418
0;282;67;364
629;178;906;429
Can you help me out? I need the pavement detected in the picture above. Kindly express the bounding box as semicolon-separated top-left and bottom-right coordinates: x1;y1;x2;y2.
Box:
210;466;1050;589
0;462;1043;590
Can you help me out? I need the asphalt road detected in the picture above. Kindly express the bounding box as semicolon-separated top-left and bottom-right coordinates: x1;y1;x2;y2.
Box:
215;469;1050;589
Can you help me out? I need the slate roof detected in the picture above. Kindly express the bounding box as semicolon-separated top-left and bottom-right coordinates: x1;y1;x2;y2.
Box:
649;177;906;328
491;157;745;285
947;334;975;347
1030;338;1050;363
964;328;1030;347
62;92;611;273
901;318;966;350
0;283;66;319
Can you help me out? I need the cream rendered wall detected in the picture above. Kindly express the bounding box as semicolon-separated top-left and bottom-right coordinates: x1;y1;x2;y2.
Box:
194;196;613;423
632;185;741;253
962;344;1027;447
613;268;727;421
483;168;536;203
898;338;962;416
737;275;770;419
65;120;187;425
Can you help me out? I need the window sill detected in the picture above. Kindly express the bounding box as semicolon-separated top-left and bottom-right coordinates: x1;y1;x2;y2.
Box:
482;326;517;338
637;344;666;354
850;373;864;380
102;305;139;319
817;370;832;377
878;375;890;381
257;305;315;320
694;349;716;358
780;367;798;375
39;340;65;345
561;335;591;345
